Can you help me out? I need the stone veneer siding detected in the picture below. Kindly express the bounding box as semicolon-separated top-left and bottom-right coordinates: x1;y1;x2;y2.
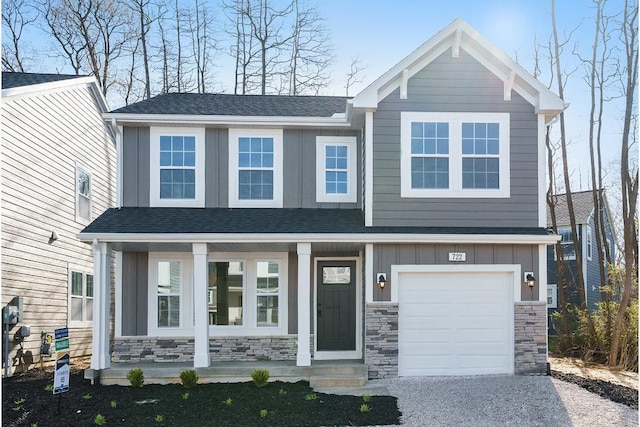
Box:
365;304;398;379
514;302;547;374
112;336;304;363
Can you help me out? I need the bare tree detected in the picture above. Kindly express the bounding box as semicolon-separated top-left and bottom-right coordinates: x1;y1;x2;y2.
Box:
609;0;638;367
188;0;217;93
287;0;333;95
41;0;88;74
344;56;365;96
2;0;37;72
126;0;155;99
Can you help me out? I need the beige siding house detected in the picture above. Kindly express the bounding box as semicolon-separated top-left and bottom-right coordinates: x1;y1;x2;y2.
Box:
1;73;116;374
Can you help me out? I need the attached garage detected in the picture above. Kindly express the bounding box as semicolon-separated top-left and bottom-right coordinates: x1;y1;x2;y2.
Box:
396;266;517;376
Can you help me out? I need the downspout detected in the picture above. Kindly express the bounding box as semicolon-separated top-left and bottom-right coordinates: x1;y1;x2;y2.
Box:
111;119;122;208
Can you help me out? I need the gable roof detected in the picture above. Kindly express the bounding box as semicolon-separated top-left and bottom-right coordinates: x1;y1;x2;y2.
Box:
352;18;566;123
548;191;595;226
2;72;83;89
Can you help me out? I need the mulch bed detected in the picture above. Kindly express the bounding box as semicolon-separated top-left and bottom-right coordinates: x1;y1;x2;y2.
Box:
2;367;401;426
551;370;638;409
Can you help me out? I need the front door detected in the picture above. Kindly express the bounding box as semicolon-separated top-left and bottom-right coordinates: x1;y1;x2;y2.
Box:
316;261;356;351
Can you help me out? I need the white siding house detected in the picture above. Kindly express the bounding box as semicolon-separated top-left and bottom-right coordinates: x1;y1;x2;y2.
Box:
1;73;116;374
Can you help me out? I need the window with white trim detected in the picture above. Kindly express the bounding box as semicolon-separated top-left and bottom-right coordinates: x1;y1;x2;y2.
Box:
148;253;193;336
150;127;205;207
547;284;557;308
316;136;357;203
76;166;92;221
208;253;288;334
69;269;93;326
157;261;181;328
554;228;576;261
586;225;593;260
229;129;283;207
401;112;510;198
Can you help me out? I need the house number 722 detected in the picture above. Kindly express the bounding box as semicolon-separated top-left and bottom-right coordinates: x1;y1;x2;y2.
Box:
448;252;466;262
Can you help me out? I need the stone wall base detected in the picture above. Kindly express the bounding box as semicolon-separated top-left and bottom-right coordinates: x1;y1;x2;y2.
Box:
514;302;548;374
365;304;398;379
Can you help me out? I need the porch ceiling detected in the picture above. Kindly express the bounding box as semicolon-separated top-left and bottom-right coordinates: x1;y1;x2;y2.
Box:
109;241;364;253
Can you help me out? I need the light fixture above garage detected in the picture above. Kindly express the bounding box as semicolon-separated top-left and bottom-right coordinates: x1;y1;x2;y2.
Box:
377;273;387;290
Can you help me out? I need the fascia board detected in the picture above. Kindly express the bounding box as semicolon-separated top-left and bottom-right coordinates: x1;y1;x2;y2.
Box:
2;76;98;99
102;113;352;128
77;232;560;245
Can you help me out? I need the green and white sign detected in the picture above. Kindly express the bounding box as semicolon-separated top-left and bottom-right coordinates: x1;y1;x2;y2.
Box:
52;328;70;395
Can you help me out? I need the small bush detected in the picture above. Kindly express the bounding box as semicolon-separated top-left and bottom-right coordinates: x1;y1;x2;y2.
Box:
154;415;164;423
278;387;287;396
127;368;144;388
182;392;190;400
110;401;117;408
44;384;53;392
304;393;317;401
362;394;371;403
360;404;371;412
94;414;106;425
251;369;270;387
223;398;232;406
83;394;93;400
260;409;268;418
179;370;199;388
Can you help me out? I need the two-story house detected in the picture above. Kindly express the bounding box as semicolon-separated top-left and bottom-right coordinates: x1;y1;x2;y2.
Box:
1;73;116;374
79;19;564;382
547;190;617;328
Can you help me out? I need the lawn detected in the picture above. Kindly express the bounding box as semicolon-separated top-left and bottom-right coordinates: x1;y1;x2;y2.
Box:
2;367;401;426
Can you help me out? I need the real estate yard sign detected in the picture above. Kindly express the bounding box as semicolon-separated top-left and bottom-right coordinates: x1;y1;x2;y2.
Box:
53;327;70;394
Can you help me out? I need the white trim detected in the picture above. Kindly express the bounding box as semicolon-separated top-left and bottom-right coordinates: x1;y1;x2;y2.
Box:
115;123;123;208
400;69;409;99
2;76;98;99
586;224;593;261
149;127;206;208
390;264;522;303
91;241;111;370
114;251;123;338
365;111;374;226
79;232;561;245
400;112;510;198
75;163;92;223
582;224;589;306
192;243;209;367
313;256;362;360
537;114;546;227
315;136;358;203
228;128;283;208
538;244;547;302
365;244;374;303
67;264;94;328
297;243;312;366
504;70;516;101
103;113;351;128
147;253;194;337
206;252;289;336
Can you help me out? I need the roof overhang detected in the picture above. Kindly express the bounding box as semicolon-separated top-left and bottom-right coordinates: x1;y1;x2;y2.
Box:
352;18;566;124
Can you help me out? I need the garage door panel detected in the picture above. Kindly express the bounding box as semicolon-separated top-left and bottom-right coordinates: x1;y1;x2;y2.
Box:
398;270;514;376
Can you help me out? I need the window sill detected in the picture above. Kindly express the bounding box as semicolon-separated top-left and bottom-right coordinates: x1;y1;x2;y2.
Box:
401;188;510;198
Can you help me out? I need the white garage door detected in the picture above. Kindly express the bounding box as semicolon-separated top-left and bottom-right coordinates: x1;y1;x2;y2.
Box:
398;270;514;376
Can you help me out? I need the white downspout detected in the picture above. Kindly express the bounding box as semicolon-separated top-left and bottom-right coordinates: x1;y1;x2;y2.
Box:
111;118;123;208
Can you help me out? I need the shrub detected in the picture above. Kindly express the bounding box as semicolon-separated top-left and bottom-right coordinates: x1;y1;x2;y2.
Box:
83;394;93;400
44;384;53;392
110;400;117;408
278;387;287;396
179;370;198;389
127;368;144;387
224;398;232;406
360;404;371;413
304;393;317;401
251;369;270;387
182;392;190;400
94;414;106;425
260;409;268;418
155;414;164;423
362;394;371;403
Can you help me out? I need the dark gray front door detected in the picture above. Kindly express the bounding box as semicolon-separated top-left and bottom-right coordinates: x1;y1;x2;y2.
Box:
317;261;356;351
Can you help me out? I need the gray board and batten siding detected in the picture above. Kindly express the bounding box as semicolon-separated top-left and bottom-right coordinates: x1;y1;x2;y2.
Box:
372;243;539;302
372;48;539;227
122;127;361;209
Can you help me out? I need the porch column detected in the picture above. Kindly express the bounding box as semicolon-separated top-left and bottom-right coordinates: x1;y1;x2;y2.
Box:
192;243;210;368
297;243;312;366
91;240;111;370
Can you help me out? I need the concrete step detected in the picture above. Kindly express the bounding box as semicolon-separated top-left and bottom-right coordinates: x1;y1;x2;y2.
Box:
309;375;367;388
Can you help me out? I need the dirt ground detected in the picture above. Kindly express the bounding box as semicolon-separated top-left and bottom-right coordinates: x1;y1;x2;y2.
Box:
550;356;638;390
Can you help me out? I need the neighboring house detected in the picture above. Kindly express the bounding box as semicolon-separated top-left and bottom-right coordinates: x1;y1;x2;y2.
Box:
1;73;116;374
79;19;565;380
546;190;617;325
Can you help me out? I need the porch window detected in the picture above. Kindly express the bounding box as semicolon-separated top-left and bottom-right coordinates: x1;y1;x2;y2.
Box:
208;261;244;326
157;261;181;327
257;262;279;327
69;269;93;326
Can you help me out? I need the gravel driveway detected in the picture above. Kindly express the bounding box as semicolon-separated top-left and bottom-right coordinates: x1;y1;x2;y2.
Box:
371;375;638;427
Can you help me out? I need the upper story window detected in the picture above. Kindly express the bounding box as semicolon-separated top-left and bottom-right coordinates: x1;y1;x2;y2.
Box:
401;112;510;198
586;225;593;260
76;165;92;222
316;136;357;203
229;129;283;208
69;268;93;327
554;228;576;261
150;127;205;207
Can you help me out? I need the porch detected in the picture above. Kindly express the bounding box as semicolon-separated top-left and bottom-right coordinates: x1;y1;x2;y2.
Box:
86;360;389;395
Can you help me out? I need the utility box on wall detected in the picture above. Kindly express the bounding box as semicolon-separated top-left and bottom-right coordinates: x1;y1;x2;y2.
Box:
2;297;23;325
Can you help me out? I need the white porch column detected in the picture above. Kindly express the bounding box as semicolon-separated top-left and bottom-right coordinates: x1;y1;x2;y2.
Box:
297;243;312;366
91;240;111;370
192;243;210;368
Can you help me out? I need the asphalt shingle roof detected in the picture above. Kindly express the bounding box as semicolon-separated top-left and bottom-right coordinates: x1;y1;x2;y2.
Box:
2;72;84;89
81;208;551;236
547;191;595;227
109;93;349;117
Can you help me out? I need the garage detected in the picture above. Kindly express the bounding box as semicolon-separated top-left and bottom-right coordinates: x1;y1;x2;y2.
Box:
397;268;515;376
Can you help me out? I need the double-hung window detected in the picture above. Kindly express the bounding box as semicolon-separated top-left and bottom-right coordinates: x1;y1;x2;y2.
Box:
586;225;593;260
401;112;510;198
316;136;357;203
148;253;193;335
547;284;558;309
229;129;283;208
150;127;205;207
69;268;93;326
76;166;91;222
554;228;576;261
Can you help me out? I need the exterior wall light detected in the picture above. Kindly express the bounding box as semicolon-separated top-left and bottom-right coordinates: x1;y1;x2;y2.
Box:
377;273;387;290
525;272;536;300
